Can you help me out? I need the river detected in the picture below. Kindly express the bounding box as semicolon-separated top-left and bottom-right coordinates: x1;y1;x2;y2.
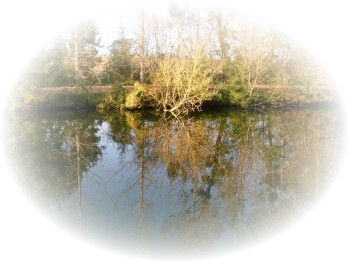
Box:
6;106;343;257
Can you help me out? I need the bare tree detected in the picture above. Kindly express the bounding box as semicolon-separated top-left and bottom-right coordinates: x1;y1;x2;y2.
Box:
234;20;275;99
149;45;219;116
139;10;146;84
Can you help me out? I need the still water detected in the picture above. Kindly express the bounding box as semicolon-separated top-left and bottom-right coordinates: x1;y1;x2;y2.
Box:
7;107;342;256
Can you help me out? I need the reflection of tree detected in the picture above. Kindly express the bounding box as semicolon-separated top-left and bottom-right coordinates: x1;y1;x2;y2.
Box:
127;112;151;246
150;117;220;250
151;117;211;182
8;108;339;253
8;112;102;211
137;134;148;245
106;111;155;248
61;120;102;229
136;114;249;249
104;112;133;151
228;109;340;238
123;109;337;249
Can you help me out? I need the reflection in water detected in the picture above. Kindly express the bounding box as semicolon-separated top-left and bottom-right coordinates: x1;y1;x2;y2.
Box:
7;108;341;256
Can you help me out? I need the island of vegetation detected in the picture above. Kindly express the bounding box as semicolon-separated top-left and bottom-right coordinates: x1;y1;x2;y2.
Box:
11;5;337;116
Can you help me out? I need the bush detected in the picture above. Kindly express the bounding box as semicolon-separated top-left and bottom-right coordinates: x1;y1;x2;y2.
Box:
97;85;127;110
210;86;231;104
124;82;151;109
229;86;249;106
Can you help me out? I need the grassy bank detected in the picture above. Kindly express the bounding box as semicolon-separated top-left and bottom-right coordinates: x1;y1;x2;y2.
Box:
10;87;105;112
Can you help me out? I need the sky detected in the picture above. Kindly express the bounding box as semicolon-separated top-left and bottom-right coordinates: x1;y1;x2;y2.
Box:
94;1;223;47
0;0;350;263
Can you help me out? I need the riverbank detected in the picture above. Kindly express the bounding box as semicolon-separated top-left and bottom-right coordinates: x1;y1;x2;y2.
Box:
9;85;339;112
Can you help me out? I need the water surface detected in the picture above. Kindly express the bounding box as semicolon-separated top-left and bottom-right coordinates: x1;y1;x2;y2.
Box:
7;107;342;257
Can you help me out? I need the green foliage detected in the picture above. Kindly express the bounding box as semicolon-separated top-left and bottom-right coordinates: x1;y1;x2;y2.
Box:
219;60;236;85
13;8;335;112
16;20;101;89
229;87;250;106
104;37;136;85
210;86;231;104
7;114;102;204
210;86;249;106
67;20;102;87
207;85;336;108
124;82;151;109
16;38;69;89
97;85;128;110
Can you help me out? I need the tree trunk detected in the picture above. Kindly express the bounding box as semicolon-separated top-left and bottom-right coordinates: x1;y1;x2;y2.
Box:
215;11;227;61
74;26;79;82
140;10;145;84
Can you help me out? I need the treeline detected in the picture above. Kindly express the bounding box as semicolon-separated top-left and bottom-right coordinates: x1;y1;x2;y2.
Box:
16;4;333;113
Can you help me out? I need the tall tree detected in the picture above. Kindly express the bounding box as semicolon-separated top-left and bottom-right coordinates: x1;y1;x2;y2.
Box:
17;37;69;89
232;20;275;99
214;10;228;61
66;20;101;87
105;35;135;85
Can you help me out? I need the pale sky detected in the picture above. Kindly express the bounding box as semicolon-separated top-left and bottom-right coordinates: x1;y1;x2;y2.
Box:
90;1;243;47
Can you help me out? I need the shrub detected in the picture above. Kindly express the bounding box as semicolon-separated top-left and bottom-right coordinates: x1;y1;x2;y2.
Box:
124;82;150;109
97;85;127;110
